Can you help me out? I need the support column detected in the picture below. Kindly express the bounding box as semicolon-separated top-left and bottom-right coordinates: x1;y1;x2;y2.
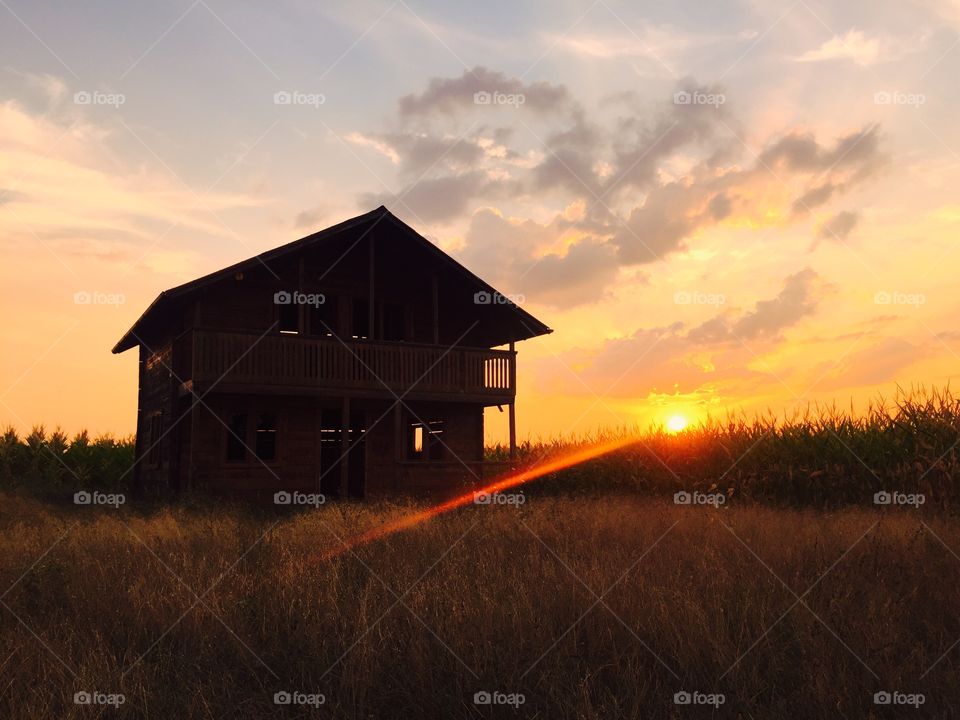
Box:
508;403;516;463
508;341;517;462
393;403;402;491
340;396;350;499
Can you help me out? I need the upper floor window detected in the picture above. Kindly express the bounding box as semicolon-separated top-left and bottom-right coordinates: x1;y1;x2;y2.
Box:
278;303;299;335
309;296;338;337
352;298;369;339
381;301;405;341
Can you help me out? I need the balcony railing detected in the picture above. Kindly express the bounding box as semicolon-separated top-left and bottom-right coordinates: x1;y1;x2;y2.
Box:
176;329;515;400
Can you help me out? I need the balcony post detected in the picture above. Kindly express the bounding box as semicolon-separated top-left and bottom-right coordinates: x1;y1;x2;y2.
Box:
509;341;516;462
393;403;402;491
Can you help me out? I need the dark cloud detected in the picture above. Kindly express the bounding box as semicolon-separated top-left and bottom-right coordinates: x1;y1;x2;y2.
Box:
609;123;884;265
294;208;325;229
523;240;621;308
604;78;733;195
529;109;604;197
459;208;618;309
760;125;881;172
0;188;26;205
708;192;732;220
398;67;573;118
791;183;834;214
342;70;886;293
612;182;705;263
555;269;822;397
361;171;492;224
816;210;859;241
381;132;486;178
729;267;820;339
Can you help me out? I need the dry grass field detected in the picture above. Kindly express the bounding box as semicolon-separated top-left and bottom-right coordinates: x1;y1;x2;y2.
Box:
2;491;959;718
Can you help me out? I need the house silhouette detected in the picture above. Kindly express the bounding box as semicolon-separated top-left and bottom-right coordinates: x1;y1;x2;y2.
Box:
113;206;551;499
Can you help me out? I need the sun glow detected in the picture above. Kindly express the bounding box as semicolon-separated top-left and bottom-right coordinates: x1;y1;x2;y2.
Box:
666;414;689;433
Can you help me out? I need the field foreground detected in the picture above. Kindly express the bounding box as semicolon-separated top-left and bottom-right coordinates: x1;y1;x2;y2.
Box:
2;492;959;719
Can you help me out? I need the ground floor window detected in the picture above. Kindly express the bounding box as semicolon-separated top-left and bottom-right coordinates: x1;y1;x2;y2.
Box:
225;411;280;463
146;412;164;466
408;418;445;460
226;412;248;462
255;413;277;461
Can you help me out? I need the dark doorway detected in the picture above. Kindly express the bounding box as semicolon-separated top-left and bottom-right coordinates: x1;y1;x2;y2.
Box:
348;412;366;499
319;408;342;497
318;407;366;499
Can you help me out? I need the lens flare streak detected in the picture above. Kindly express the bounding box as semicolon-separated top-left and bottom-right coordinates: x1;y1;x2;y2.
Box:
310;436;640;564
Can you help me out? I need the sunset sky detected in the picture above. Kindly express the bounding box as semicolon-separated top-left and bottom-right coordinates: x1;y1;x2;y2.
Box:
2;0;959;442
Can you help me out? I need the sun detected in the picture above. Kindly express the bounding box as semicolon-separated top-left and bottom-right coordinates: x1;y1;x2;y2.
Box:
666;414;689;433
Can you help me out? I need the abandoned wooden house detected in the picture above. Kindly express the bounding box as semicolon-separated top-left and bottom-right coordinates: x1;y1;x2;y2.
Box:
113;206;552;499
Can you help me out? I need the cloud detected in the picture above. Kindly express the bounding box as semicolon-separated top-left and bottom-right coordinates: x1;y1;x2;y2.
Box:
727;268;821;340
555;269;823;397
760;125;883;176
458;207;619;309
347;130;490;179
816;210;859;242
818;337;926;390
604;78;733;195
361;170;493;223
795;30;883;66
397;67;573;118
791;183;835;214
5;69;67;105
0;99;268;270
610;125;883;264
350;71;885;297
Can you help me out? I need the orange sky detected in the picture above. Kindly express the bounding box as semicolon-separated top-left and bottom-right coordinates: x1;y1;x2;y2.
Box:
2;1;959;443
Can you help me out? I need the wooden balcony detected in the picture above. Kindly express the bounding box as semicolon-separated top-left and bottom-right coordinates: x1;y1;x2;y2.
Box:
175;329;515;403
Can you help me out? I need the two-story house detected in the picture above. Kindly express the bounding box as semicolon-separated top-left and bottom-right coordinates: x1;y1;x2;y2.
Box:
112;206;551;499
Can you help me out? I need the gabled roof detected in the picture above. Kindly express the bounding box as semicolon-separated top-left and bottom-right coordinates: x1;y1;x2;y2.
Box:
113;206;552;353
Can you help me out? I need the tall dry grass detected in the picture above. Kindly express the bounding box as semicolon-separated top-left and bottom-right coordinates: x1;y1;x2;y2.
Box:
2;492;959;718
